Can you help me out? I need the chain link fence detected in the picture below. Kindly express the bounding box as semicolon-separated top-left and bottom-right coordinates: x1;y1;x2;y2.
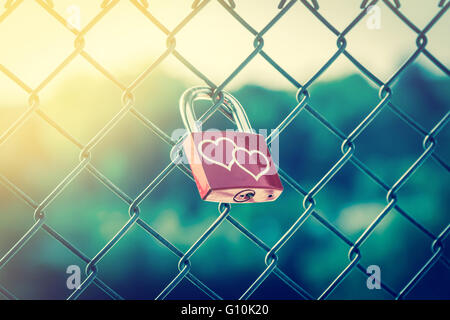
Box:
0;0;449;300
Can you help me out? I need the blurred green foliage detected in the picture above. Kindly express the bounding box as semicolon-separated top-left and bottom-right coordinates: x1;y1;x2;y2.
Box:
0;65;449;299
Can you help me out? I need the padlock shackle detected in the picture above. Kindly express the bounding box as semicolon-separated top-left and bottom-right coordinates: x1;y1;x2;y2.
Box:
180;86;253;134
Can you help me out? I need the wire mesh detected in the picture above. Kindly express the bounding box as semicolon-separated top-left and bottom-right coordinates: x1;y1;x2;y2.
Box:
0;0;448;300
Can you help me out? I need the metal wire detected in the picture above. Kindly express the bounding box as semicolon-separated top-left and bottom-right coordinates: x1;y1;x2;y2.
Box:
0;0;448;300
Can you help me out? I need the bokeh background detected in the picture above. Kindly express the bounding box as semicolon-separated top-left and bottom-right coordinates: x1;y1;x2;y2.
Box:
0;0;449;299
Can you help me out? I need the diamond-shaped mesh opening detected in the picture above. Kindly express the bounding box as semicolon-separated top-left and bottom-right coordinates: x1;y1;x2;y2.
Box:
345;3;418;82
83;1;167;83
354;105;431;185
0;114;80;200
38;57;124;143
262;3;337;85
0;0;448;301
175;1;255;85
0;1;74;88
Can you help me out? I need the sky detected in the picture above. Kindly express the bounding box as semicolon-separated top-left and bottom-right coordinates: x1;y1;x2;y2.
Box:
0;0;449;106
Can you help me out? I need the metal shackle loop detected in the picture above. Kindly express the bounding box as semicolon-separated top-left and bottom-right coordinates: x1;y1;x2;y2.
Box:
180;86;253;134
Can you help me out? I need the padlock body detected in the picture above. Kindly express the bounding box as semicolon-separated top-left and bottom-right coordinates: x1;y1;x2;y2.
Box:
183;131;283;203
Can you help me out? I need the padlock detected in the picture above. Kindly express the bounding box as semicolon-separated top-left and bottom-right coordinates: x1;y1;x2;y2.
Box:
180;86;283;203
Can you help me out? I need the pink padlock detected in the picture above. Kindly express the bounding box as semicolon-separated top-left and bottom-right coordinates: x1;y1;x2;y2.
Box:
180;87;283;203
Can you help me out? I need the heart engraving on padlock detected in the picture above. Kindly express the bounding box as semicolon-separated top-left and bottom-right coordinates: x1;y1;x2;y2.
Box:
198;137;236;171
232;147;271;181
